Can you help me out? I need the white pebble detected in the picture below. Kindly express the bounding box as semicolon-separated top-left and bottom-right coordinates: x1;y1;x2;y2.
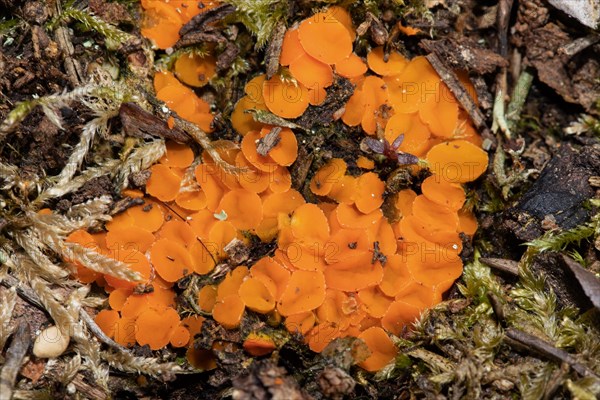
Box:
33;326;70;358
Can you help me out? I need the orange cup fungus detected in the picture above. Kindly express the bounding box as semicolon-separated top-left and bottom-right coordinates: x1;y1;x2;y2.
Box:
79;4;490;373
154;71;215;133
141;0;220;50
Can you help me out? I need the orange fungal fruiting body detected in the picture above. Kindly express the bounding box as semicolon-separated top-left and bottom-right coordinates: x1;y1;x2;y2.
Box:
82;3;489;373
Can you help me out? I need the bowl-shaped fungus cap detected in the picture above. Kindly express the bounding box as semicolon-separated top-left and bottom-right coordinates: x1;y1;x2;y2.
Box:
426;140;488;183
150;238;194;282
213;294;246;329
357;327;398;371
174;54;216;87
238;277;276;314
243;333;277;356
262;75;310;119
135;307;181;350
277;270;326;316
146;164;182;202
298;12;353;65
217;189;263;230
310;158;347;196
367;47;408;76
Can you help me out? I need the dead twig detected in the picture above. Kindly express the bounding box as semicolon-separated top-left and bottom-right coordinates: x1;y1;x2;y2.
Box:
174;30;227;50
480;257;519;276
425;53;489;135
249;109;306;131
265;21;286;79
172;114;241;175
487;291;507;324
0;322;32;400
558;34;600;57
179;4;235;37
504;328;598;378
71;374;109;400
109;196;145;217
53;1;84;87
0;274;43;309
174;4;235;49
79;307;130;354
491;0;515;138
497;0;513;60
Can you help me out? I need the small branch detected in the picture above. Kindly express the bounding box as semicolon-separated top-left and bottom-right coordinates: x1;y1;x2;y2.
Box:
425;53;490;135
265;21;286;79
249;109;306;131
71;374;108;400
79;308;130;354
0;274;43;309
496;0;514;59
504;328;598;378
492;0;515;138
558;34;600;57
487;291;507;324
178;4;235;37
173;115;241;175
0;322;32;400
480;257;519;276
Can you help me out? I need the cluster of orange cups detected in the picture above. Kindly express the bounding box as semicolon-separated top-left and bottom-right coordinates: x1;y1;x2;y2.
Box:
71;2;490;371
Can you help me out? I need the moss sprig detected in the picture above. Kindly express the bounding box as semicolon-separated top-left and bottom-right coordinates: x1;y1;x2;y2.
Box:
525;223;596;253
225;0;289;48
50;8;133;50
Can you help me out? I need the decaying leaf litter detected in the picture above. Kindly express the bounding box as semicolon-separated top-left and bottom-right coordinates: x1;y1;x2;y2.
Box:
0;0;599;398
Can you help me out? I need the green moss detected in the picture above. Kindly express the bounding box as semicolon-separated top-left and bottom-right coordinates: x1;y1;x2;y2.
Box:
50;7;133;50
225;0;289;48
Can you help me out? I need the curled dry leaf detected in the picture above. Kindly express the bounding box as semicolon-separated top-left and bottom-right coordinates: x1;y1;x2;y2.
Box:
562;255;600;311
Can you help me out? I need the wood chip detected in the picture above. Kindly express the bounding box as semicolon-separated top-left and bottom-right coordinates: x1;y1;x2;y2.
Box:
119;103;191;144
256;127;282;156
547;0;600;29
